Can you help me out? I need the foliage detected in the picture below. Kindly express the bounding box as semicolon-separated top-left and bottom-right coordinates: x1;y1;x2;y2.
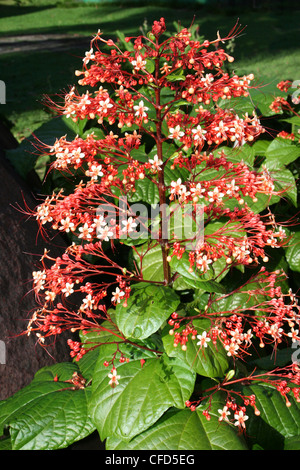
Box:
1;19;300;451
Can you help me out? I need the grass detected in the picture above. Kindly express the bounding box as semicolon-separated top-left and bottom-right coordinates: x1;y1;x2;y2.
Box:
0;1;299;140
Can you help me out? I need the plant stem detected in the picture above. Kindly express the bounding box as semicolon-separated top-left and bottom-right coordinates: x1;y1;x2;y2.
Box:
155;48;171;286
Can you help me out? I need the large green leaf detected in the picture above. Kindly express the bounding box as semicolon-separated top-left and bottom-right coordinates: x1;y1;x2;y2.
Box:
133;242;164;281
115;282;180;340
265;137;300;166
285;231;300;272
284;436;300;450
106;398;248;450
200;278;269;316
212;144;255;166
127;177;160;205
89;347;196;442
162;318;229;378
242;383;300;440
0;363;95;450
228;83;287;117
133;242;226;292
0;436;11;450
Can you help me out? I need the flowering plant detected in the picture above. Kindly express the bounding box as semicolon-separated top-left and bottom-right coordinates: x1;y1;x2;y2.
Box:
1;19;300;451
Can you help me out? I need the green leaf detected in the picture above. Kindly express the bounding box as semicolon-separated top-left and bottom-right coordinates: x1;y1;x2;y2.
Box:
230;83;287;117
202;220;245;279
162;318;229;378
284;436;300;450
242;383;300;440
133;242;164;281
133;241;226;293
285;231;300;272
202;281;267;316
82;126;105;140
265;138;300;166
170;253;226;293
115;30;134;51
0;435;12;450
64;115;87;136
164;161;190;187
5;115;77;179
106;400;248;450
89;350;196;442
128;177;160;205
272;169;297;206
115;282;180;340
167;71;186;82
213;144;255;166
251;139;270;158
145;59;155;74
78;318;124;378
258;163;297;207
0;363;95;450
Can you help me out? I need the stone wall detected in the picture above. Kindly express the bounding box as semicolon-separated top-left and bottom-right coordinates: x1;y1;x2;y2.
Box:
0;125;71;401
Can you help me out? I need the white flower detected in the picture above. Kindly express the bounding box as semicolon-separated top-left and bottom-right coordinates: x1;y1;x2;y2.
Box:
83;48;95;65
229;328;244;344
191;125;207;144
133;100;149;118
85;163;103;180
62;282;74;297
131;55;147;71
78;222;94;239
45;290;56;302
122;217;137;234
225;341;239;357
170;178;185;196
36;204;53;224
108;367;120;388
226;179;239;196
243;329;253;346
32;270;46;291
218;406;231;422
71;147;85;165
196;254;213;272
96;224;114;242
79;93;91;110
288;328;299;343
168;125;184;140
207;186;225;203
213;120;229;139
59;216;75;233
111;287;125;304
98;97;113;114
201;73;214;87
234;410;249;429
196;331;211;348
190;182;205;199
149;154;163;172
94;214;106;228
81;294;94;310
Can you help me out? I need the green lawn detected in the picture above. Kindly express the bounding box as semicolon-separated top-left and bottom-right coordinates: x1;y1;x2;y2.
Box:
0;1;299;140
